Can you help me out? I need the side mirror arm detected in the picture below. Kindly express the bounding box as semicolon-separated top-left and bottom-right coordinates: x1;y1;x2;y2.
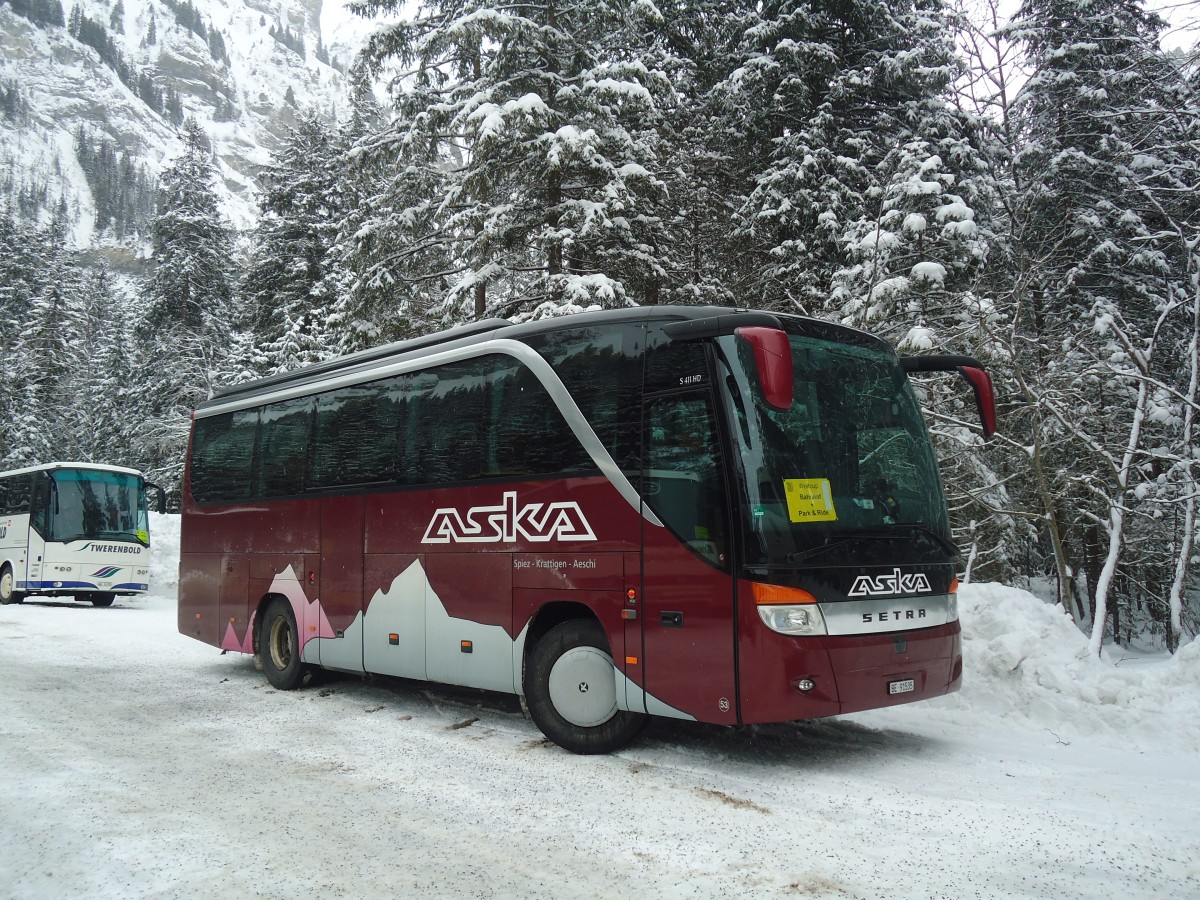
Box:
900;355;997;438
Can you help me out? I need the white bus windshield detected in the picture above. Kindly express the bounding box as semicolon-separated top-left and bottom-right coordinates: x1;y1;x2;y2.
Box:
716;331;953;568
48;469;147;545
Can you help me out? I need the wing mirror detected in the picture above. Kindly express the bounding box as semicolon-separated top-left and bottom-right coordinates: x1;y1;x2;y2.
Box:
900;355;997;438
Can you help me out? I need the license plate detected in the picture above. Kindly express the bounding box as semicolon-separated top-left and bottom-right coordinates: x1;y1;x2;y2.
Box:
888;678;915;695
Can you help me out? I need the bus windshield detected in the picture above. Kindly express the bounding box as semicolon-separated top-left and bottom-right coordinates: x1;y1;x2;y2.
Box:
49;469;147;545
716;330;952;568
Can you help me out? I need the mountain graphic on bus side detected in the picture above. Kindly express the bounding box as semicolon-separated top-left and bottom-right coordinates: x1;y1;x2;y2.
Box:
218;560;691;720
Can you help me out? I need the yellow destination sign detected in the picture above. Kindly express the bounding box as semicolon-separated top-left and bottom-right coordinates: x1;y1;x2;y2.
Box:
783;478;837;523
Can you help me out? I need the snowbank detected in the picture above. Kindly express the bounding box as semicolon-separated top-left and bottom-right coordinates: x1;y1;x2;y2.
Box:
148;511;180;596
914;583;1200;753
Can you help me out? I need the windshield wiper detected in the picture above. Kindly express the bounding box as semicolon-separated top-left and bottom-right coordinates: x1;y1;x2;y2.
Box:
900;523;961;559
786;525;959;563
785;537;859;563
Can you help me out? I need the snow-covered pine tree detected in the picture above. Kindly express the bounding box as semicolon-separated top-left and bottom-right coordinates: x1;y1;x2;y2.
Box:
1008;0;1197;651
317;60;419;354
348;0;673;323
645;0;754;306
730;0;992;333
726;0;1006;577
59;267;136;464
136;118;235;499
4;221;82;467
0;214;53;465
141;118;234;340
241;110;343;375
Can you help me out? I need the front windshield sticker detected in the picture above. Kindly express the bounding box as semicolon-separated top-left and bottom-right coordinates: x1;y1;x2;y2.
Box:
784;478;837;523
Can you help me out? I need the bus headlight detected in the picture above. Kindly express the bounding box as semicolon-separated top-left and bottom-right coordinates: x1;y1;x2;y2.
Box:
758;604;827;636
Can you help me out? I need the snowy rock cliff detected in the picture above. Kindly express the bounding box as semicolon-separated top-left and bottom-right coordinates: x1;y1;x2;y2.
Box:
0;0;365;247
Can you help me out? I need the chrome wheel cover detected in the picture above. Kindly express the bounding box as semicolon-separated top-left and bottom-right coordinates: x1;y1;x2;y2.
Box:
547;646;617;727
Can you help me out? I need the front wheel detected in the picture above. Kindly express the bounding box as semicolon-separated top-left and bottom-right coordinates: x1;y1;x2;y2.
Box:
90;593;115;608
0;566;23;605
260;597;307;690
525;620;647;755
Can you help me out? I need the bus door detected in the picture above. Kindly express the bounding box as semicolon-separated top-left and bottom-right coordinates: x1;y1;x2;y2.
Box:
26;471;51;590
639;388;739;725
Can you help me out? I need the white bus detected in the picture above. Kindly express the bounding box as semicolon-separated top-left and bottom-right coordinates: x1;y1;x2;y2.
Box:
0;463;165;607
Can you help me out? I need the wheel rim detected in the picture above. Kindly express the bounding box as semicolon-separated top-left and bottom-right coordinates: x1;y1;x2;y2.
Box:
0;570;11;601
547;646;618;727
268;615;294;671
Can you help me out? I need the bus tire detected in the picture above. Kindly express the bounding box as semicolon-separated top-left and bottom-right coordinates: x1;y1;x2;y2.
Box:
90;593;115;608
0;565;23;605
261;597;306;690
525;619;646;755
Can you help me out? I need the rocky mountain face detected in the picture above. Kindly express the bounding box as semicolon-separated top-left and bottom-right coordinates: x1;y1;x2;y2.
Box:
0;0;362;252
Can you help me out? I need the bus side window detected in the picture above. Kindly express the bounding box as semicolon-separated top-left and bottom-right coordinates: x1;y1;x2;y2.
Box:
396;371;437;486
416;359;488;484
191;411;258;503
0;478;8;515
488;357;594;478
255;396;314;497
7;474;32;515
525;326;643;476
310;379;402;490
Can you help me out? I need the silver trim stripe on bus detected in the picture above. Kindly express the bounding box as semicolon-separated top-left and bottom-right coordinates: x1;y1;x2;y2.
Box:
197;339;664;528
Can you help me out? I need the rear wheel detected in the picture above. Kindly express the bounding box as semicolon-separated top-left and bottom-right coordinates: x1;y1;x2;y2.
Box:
525;620;646;755
90;593;115;608
260;597;307;690
0;566;23;605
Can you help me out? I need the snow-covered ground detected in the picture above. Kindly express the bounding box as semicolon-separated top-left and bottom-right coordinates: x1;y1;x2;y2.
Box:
1;514;1197;898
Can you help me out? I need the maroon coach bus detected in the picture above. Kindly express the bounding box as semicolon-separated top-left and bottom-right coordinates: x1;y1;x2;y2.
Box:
178;306;995;753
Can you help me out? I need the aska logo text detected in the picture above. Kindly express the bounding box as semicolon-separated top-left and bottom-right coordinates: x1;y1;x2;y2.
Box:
422;491;596;544
847;568;932;598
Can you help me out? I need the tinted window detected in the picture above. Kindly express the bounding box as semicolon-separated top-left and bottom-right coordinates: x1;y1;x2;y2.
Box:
488;356;594;477
526;327;642;473
310;378;402;489
0;475;31;515
645;339;710;394
191;411;258;503
255;397;313;497
395;371;439;485
644;392;728;567
407;359;488;483
188;348;614;501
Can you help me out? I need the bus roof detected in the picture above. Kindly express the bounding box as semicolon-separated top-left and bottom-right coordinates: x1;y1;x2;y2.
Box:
198;304;886;413
0;462;146;479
